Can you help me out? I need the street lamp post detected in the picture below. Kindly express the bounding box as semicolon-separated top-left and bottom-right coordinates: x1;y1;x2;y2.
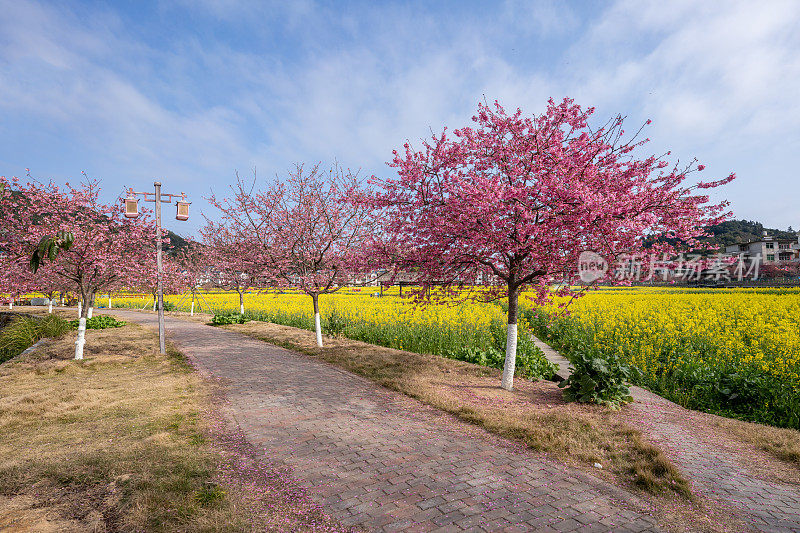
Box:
124;182;190;354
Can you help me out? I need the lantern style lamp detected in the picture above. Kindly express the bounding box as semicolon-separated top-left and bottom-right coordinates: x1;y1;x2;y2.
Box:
124;193;139;218
175;200;190;221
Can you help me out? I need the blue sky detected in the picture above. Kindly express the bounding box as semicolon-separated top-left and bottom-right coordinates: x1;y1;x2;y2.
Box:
1;0;798;237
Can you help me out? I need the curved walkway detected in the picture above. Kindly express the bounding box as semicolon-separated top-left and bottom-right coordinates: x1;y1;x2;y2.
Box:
625;389;800;533
535;334;800;533
108;310;660;532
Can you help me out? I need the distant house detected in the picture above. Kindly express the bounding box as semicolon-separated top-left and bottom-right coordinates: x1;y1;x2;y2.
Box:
725;231;800;263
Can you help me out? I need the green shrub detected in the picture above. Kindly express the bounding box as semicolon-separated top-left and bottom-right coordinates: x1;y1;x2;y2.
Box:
558;350;635;408
444;327;558;380
0;315;72;363
69;315;126;330
211;313;250;326
323;307;347;337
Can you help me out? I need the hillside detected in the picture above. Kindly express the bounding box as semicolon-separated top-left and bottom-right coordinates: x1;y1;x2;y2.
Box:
706;220;797;249
165;230;193;255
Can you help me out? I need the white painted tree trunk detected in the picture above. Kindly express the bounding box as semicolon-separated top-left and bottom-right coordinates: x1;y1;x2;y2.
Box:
48;300;53;313
74;317;86;360
500;323;518;391
152;298;157;311
108;296;112;308
77;301;82;317
8;301;12;309
314;312;323;347
87;307;93;318
190;300;195;316
240;303;244;314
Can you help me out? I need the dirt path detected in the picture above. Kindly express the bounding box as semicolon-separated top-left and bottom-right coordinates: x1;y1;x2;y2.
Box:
105;309;662;532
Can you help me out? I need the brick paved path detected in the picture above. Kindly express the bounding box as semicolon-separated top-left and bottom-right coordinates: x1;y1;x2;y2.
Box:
626;389;800;533
534;333;800;533
109;310;661;532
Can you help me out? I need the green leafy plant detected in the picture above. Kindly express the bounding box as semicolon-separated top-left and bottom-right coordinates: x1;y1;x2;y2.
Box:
69;315;126;330
29;230;75;273
445;330;558;381
323;307;347;337
211;313;250;326
559;351;635;408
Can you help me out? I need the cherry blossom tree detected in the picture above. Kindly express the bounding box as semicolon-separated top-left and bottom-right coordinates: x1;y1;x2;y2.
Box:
200;223;262;315
0;254;39;309
208;164;378;346
174;241;210;316
0;174;154;358
372;98;734;390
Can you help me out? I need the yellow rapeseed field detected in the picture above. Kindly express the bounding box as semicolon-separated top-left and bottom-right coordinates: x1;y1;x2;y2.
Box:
115;287;510;354
524;287;800;427
110;285;799;426
529;287;800;388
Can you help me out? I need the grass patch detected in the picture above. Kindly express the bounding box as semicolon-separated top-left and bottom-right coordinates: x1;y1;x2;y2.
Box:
0;313;72;363
0;319;350;532
712;417;800;468
225;320;693;499
0;324;246;531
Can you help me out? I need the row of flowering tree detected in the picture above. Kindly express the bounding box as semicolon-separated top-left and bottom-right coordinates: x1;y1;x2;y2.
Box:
205;98;733;392
0;175;160;358
1;97;733;384
206;163;378;347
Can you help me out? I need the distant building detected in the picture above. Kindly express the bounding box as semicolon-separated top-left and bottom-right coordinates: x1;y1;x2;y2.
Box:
725;231;800;263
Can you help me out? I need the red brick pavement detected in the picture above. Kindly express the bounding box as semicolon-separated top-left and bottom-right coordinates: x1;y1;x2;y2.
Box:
108;310;662;532
534;331;800;533
626;388;800;533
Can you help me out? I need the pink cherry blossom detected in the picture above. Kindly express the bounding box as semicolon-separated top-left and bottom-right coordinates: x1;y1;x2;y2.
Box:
370;98;734;390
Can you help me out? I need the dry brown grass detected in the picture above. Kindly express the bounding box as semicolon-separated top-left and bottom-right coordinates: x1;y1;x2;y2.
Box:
0;323;244;532
225;321;692;499
711;417;800;476
0;318;351;532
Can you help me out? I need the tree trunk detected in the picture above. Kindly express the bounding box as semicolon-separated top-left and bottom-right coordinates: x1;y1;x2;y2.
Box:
238;288;245;315
74;317;86;360
152;291;157;312
75;286;89;359
87;292;94;318
501;283;519;391
108;294;112;308
190;289;195;316
78;283;91;319
48;299;53;313
312;293;323;347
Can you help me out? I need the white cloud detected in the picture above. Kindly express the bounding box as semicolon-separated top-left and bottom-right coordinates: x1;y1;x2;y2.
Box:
0;0;797;232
